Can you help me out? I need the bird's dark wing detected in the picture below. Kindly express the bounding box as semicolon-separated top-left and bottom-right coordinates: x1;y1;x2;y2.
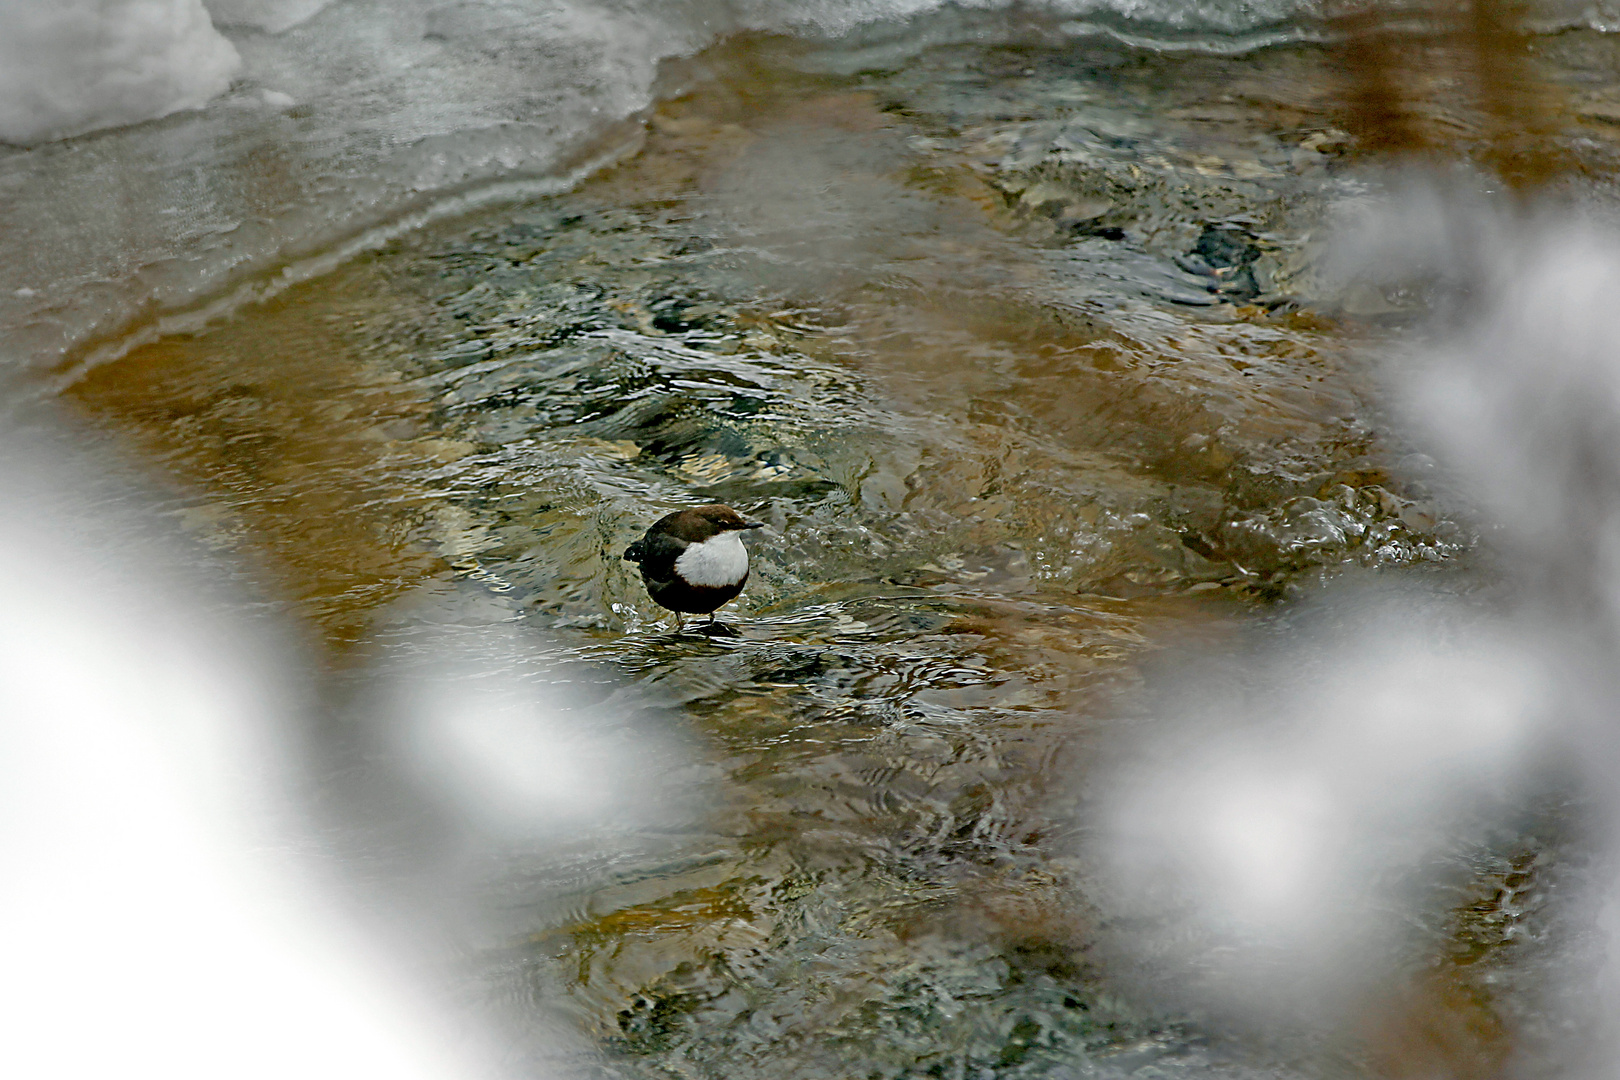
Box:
627;529;687;585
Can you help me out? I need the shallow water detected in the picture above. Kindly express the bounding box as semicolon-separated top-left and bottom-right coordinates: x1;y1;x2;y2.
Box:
43;12;1620;1080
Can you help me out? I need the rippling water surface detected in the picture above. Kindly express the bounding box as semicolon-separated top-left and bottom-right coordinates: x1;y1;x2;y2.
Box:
42;11;1620;1079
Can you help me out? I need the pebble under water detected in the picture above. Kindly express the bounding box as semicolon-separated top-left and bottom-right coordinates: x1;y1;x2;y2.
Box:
58;17;1620;1080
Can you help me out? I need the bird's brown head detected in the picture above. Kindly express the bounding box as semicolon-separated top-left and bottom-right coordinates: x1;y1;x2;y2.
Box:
696;504;764;531
656;504;765;543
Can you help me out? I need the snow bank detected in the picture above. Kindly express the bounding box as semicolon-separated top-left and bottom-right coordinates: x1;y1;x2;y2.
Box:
0;0;240;144
206;0;333;33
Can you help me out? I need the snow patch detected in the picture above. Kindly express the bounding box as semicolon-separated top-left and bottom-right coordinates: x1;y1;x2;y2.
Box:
206;0;334;34
0;0;241;145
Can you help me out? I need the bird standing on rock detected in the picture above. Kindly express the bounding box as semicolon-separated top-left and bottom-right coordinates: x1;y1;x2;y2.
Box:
623;504;764;629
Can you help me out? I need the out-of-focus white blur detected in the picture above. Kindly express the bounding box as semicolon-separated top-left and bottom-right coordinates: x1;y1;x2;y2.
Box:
1340;182;1620;814
380;623;686;841
1091;178;1620;1057
1098;592;1547;1018
1354;190;1620;627
338;597;703;898
0;428;479;1079
0;423;689;1078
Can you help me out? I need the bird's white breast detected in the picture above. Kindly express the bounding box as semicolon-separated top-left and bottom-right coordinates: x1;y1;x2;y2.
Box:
674;530;749;587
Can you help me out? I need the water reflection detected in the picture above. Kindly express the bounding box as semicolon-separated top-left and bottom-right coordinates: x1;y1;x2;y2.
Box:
66;294;449;645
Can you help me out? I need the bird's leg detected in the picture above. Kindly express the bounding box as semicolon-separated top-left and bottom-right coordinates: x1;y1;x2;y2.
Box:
673;613;685;634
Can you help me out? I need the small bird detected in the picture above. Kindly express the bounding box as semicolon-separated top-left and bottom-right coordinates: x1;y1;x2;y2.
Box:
623;504;765;628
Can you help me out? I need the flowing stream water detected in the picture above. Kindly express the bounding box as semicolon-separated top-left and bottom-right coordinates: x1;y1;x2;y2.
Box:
12;3;1620;1078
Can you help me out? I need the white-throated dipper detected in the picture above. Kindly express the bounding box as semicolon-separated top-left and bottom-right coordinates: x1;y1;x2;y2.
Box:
623;504;764;626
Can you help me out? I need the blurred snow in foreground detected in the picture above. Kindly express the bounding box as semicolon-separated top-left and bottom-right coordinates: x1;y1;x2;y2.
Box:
0;421;685;1079
1101;596;1548;1012
1092;179;1620;1068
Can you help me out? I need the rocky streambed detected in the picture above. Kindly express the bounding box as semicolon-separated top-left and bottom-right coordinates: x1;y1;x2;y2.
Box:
54;14;1620;1080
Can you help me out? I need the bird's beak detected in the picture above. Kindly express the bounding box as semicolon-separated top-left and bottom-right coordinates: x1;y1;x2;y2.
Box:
741;520;765;530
